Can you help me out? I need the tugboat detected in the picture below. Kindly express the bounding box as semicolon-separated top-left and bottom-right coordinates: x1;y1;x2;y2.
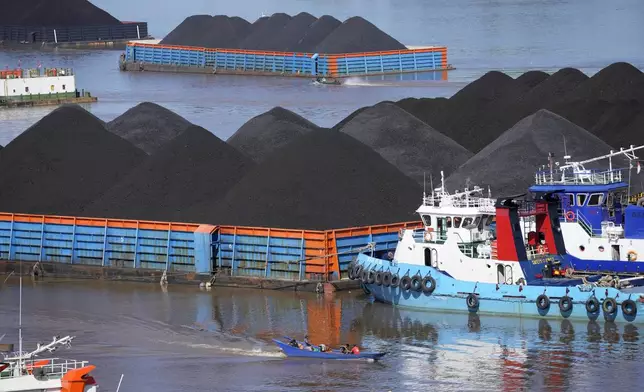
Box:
0;67;97;108
529;145;644;283
313;76;341;86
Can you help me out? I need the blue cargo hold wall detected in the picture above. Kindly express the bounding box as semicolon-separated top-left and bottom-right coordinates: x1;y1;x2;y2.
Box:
0;22;148;43
0;213;422;281
125;43;450;77
0;213;212;273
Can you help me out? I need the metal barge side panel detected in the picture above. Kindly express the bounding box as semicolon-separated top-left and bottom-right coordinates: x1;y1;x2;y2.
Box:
0;22;148;43
125;43;450;77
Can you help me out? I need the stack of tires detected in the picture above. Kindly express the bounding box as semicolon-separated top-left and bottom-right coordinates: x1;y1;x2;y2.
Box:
347;261;436;294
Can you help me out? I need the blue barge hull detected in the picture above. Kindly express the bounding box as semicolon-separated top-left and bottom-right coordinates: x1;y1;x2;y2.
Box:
355;254;644;323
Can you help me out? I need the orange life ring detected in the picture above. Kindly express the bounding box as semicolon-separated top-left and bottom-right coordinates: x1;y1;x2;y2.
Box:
628;251;637;261
537;245;547;255
565;210;575;222
424;231;433;242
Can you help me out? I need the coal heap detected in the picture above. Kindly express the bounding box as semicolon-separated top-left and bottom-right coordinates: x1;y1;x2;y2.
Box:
518;68;589;114
160;15;251;48
394;97;450;130
261;12;317;51
0;105;145;215
291;15;342;53
106;102;194;155
445;110;614;196
82;126;255;222
227;107;318;162
428;71;530;153
516;71;549;89
238;13;292;50
210;129;423;230
562;62;644;102
10;0;122;26
315;16;406;54
337;102;472;184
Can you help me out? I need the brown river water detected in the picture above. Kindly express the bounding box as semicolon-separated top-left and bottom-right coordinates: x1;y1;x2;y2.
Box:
0;277;642;391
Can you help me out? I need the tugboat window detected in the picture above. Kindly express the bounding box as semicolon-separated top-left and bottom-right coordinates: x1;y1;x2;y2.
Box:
421;214;432;227
566;193;574;206
576;193;588;206
446;217;452;228
453;217;462;228
462;217;473;227
587;193;603;206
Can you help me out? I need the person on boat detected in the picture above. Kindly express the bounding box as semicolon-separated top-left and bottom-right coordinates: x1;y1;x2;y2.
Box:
288;339;299;348
350;344;360;355
304;335;312;347
340;344;350;354
319;344;330;352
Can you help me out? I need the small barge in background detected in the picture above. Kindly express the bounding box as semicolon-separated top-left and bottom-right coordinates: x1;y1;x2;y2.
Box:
0;68;97;108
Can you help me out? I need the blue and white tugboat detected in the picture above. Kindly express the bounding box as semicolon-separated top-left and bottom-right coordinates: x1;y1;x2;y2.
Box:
347;179;644;322
529;145;644;282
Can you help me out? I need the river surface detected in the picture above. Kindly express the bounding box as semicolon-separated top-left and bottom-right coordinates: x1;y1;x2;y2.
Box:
1;278;643;391
1;0;643;145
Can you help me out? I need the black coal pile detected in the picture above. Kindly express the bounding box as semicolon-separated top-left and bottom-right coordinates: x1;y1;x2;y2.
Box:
106;102;194;155
292;15;341;53
412;71;531;153
394;97;450;130
0;105;145;215
260;12;317;51
82;125;255;222
209;129;423;230
161;13;403;53
160;15;251;48
445;110;615;196
227;107;318;162
314;16;406;54
337;102;472;184
517;68;589;114
8;0;122;26
516;70;549;89
237;13;292;50
561;62;644;102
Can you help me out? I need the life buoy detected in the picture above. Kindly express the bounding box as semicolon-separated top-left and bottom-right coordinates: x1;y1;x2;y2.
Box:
585;297;600;313
466;293;479;310
559;296;573;313
424;231;433;242
565;210;575;222
537;245;547;255
622;299;638;317
536;294;550;310
602;297;618;315
421;276;436;294
628;251;638;261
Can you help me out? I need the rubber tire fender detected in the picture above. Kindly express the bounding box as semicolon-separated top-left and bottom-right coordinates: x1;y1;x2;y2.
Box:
622;299;638;317
375;271;384;286
603;297;618;314
390;273;400;288
536;294;550;310
367;269;376;285
382;271;392;287
410;274;422;292
558;296;573;313
348;264;355;280
400;275;412;291
361;269;369;284
466;293;479;310
421;276;436;294
585;297;600;314
354;264;363;280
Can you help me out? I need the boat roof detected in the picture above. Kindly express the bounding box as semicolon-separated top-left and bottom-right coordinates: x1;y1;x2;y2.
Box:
529;182;628;193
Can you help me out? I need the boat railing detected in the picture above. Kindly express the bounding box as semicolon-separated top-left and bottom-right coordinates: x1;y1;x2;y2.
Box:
0;358;90;379
535;168;627;186
412;228;448;243
423;194;496;212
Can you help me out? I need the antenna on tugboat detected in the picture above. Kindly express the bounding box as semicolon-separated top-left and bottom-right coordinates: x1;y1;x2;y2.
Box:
423;172;426;200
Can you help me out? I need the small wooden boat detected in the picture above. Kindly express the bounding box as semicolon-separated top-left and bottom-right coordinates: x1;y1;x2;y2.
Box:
273;338;386;360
